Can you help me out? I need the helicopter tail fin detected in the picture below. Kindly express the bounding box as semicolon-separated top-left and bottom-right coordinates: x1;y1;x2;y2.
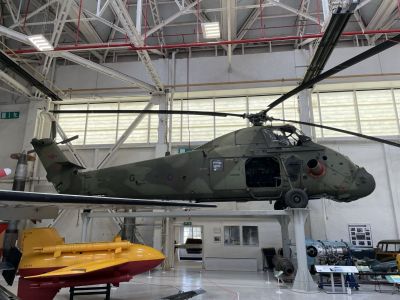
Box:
31;138;84;193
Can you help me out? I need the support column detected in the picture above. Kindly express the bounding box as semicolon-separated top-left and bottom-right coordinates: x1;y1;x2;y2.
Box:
297;89;314;138
121;209;141;243
162;217;174;271
153;94;168;158
136;0;142;35
278;216;291;259
81;210;91;242
290;209;318;292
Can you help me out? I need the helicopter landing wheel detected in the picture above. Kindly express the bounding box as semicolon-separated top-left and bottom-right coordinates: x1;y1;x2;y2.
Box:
274;200;287;210
284;189;309;208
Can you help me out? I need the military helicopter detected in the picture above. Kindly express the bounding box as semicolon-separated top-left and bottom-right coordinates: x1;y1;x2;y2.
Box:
3;4;400;210
37;5;400;210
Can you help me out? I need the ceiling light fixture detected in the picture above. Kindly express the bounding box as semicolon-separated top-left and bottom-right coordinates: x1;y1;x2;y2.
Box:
28;34;54;51
202;22;221;39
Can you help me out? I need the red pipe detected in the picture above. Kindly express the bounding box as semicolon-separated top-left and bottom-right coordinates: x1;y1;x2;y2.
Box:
9;29;400;55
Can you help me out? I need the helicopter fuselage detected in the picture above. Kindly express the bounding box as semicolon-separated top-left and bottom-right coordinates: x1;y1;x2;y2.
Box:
33;125;375;207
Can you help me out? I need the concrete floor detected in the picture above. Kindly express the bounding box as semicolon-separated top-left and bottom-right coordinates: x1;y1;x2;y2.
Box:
2;261;399;299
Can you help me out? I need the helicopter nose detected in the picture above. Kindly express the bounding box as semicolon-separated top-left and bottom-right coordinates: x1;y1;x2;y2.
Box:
348;167;376;200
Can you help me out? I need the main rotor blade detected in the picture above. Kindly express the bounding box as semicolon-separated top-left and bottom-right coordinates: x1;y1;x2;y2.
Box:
0;51;62;101
301;7;354;84
50;109;245;118
266;33;400;112
271;117;400;148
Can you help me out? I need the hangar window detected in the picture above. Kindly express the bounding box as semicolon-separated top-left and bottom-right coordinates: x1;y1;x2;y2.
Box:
313;89;400;138
243;226;259;246
224;226;240;245
183;226;202;242
56;89;399;145
245;157;281;188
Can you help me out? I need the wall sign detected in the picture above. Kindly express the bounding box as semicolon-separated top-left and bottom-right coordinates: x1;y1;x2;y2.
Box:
348;224;373;247
0;112;19;119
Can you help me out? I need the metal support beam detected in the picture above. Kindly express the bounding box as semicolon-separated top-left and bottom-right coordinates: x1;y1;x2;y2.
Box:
0;207;59;220
82;8;126;34
102;0;128;61
298;90;315;139
10;0;59;29
268;0;319;23
111;0;164;91
291;209;318;292
354;10;372;45
321;0;330;22
58;52;157;92
97;102;154;169
181;0;228;52
222;0;235;71
148;0;167;55
40;0;73;79
155;94;168;158
136;0;143;35
99;0;113;16
0;69;32;97
146;0;203;38
235;5;262;43
366;0;397;31
294;0;311;48
88;210;289;218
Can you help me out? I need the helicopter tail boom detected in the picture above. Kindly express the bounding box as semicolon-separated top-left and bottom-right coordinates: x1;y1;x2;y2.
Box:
31;138;84;194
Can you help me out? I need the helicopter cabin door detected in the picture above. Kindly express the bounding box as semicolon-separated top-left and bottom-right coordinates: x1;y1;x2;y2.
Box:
209;158;246;190
244;156;282;199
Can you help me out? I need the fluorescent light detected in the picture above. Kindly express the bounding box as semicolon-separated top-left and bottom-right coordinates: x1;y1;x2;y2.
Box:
28;34;54;51
202;22;220;39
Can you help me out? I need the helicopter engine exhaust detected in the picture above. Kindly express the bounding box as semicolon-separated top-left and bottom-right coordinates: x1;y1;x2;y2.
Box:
307;159;325;177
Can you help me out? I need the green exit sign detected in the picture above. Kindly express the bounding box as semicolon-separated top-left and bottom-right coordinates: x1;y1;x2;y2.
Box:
183;221;192;226
1;112;20;119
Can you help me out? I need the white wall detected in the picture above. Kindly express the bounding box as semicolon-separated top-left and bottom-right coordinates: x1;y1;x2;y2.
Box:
309;140;400;244
53;46;400;96
0;103;29;189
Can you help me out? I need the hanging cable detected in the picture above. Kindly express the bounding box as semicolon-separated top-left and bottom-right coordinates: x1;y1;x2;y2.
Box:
186;49;191;148
22;0;31;32
144;0;149;45
75;0;84;45
196;0;200;42
259;0;265;37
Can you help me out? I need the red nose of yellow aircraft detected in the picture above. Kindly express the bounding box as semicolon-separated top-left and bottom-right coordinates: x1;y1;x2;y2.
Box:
17;228;165;300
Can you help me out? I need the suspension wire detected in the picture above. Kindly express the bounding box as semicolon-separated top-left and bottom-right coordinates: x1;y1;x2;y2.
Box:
259;0;265;37
75;0;84;45
144;0;149;45
186;49;191;148
22;0;31;32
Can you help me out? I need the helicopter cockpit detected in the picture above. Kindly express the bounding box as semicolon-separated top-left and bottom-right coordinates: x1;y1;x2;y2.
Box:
263;125;311;147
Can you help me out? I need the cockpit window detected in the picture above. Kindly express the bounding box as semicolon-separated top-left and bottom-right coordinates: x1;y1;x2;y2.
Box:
263;127;310;147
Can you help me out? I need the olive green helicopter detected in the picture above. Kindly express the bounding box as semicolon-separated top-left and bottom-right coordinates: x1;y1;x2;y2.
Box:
2;4;400;210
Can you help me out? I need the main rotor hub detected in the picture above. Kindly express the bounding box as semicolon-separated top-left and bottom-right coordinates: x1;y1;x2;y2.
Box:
246;112;272;126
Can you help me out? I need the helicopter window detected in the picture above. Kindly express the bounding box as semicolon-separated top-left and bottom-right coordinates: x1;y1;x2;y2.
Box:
245;157;281;188
263;129;298;147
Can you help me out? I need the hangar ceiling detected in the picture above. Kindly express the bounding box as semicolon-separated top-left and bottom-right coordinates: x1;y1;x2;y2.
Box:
0;0;399;99
2;0;400;58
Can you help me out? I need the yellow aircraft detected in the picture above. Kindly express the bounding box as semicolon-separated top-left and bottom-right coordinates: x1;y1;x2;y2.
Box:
17;228;165;300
